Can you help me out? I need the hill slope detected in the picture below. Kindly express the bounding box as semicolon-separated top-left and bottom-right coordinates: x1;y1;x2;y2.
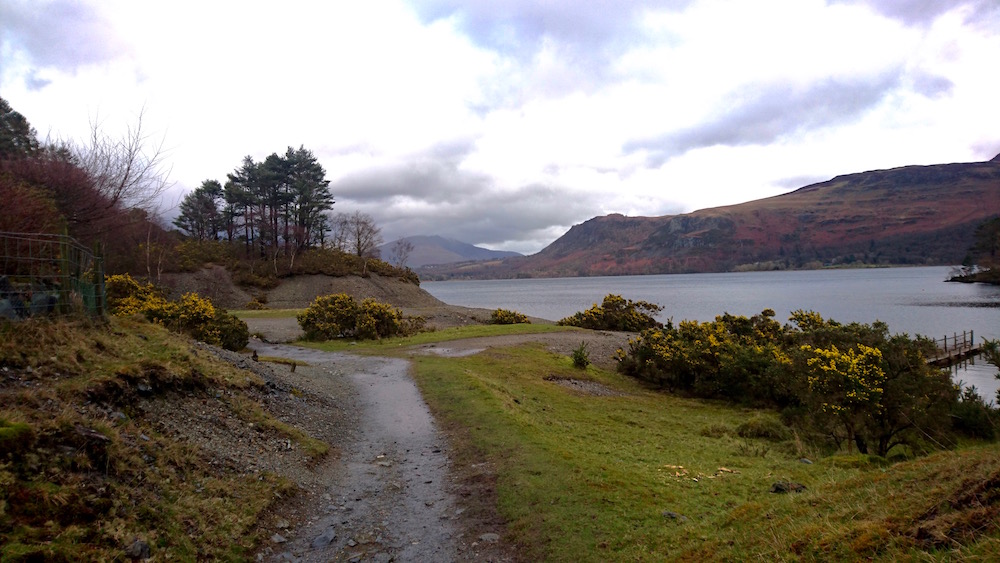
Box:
434;155;1000;278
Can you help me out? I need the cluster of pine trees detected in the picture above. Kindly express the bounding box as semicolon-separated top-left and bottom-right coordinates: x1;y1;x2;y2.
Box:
174;147;335;258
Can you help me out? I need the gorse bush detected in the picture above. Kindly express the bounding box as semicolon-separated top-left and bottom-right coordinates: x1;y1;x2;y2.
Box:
490;308;531;325
297;293;422;341
558;294;663;332
356;298;406;340
617;309;965;458
105;273;248;351
297;293;358;340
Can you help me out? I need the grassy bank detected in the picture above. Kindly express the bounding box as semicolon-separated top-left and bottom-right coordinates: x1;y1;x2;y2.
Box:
409;343;1000;561
297;323;577;353
0;317;319;561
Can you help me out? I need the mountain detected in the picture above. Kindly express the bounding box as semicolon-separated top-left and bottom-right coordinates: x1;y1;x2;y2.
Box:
428;155;1000;278
379;235;522;268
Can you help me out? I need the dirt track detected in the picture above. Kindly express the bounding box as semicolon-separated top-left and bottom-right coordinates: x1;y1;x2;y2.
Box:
248;342;484;562
242;313;633;562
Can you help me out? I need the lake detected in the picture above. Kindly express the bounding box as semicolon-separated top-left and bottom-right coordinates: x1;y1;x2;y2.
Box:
423;266;1000;401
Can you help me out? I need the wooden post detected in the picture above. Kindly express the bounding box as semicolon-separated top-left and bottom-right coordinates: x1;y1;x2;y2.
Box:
58;232;71;315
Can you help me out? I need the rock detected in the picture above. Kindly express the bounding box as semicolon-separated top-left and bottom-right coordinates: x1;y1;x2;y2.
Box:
136;381;153;396
124;538;151;560
271;533;288;544
770;480;807;493
799;458;813;464
276;518;290;529
478;532;500;543
311;527;336;548
662;511;688;521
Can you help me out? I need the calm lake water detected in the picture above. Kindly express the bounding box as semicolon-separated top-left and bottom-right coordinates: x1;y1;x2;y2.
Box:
423;267;1000;401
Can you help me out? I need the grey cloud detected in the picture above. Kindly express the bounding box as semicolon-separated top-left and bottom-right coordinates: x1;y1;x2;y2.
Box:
829;0;999;26
332;157;491;205
624;74;903;166
412;0;693;104
910;73;953;98
0;1;127;77
331;158;600;251
414;0;683;52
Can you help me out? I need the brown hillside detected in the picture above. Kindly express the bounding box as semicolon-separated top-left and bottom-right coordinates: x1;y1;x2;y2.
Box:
430;155;1000;278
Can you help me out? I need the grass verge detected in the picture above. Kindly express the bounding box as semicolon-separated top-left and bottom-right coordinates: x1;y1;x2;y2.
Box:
0;317;321;561
409;343;1000;561
296;323;578;353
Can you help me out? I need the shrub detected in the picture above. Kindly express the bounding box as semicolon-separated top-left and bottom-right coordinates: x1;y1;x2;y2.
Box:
736;414;791;441
617;308;966;458
105;274;248;351
297;293;359;341
490;308;530;325
355;298;405;340
558;294;662;332
951;387;998;440
213;310;250;351
297;294;419;341
174;240;235;272
245;296;268;310
571;342;590;369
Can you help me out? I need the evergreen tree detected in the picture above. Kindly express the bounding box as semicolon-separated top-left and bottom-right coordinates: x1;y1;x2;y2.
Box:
174;180;223;240
0;97;40;159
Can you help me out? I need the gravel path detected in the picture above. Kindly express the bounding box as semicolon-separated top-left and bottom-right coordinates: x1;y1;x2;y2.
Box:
247;341;508;562
240;308;633;562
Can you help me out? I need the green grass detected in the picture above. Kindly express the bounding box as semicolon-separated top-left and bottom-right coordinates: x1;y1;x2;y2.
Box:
296;322;578;353
231;308;304;318
409;343;1000;561
257;355;309;367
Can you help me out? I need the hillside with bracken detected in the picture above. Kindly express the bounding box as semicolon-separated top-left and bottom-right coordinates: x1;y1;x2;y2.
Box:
430;154;1000;278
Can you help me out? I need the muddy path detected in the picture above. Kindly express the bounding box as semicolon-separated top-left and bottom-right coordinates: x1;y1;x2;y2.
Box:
248;341;508;562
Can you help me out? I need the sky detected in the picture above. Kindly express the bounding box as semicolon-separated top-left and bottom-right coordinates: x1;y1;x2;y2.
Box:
2;0;999;254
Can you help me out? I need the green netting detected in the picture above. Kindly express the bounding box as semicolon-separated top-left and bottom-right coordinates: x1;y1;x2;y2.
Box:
1;231;106;320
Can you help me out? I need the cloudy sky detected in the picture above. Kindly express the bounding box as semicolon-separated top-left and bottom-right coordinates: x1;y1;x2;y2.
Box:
3;0;999;254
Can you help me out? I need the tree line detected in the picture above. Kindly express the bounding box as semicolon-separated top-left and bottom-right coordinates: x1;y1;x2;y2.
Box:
0;96;399;281
174;150;385;260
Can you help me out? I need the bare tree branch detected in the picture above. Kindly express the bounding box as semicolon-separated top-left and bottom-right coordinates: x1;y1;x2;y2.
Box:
73;106;172;212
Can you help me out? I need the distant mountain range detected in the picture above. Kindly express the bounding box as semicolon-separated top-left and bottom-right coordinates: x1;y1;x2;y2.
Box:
378;235;522;268
425;154;1000;279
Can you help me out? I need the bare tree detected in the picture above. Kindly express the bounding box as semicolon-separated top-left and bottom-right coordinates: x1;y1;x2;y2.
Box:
73;107;172;212
389;238;415;268
331;211;383;258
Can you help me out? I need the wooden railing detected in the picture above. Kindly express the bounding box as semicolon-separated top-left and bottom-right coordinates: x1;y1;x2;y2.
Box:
927;330;981;366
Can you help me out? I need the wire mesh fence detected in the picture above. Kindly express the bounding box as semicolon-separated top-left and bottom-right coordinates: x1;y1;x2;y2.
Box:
0;231;106;320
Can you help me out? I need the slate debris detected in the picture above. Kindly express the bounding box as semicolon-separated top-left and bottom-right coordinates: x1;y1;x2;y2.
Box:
124;538;151;560
770;480;807;493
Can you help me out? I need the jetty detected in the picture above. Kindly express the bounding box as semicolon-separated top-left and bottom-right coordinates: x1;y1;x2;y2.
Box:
927;330;982;367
